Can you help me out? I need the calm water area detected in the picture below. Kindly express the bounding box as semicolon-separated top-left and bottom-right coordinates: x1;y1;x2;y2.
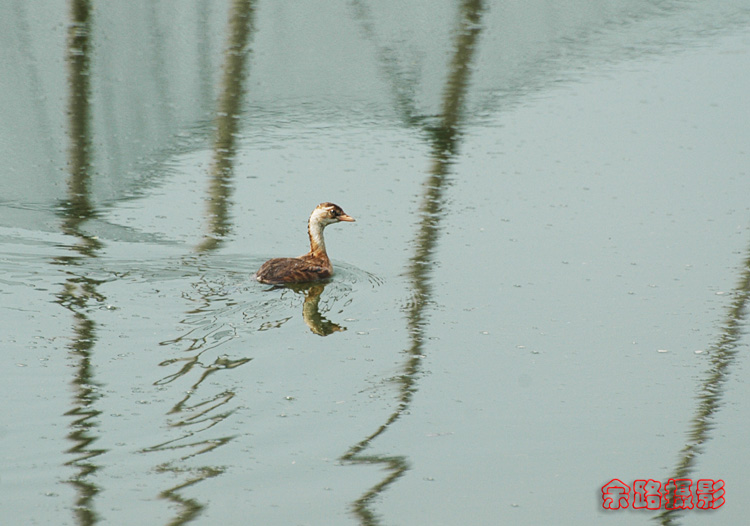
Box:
2;1;750;525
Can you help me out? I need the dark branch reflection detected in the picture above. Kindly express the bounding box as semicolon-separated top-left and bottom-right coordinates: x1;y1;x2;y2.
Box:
196;0;256;253
57;1;106;524
656;244;750;525
148;2;257;524
144;359;246;526
342;1;486;523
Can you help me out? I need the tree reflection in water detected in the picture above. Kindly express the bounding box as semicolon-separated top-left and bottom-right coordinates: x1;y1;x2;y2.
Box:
58;1;107;524
342;1;486;524
145;1;257;524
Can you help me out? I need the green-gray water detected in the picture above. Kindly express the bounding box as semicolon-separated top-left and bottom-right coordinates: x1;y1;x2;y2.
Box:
2;1;749;525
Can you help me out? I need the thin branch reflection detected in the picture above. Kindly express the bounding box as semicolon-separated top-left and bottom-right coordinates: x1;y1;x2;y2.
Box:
342;1;486;523
657;244;750;525
196;0;256;253
147;2;256;524
57;1;106;524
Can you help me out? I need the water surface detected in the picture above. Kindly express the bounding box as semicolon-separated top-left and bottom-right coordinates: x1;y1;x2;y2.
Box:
2;1;750;525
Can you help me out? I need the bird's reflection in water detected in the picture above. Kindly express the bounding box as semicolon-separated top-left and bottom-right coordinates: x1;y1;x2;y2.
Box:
275;281;347;336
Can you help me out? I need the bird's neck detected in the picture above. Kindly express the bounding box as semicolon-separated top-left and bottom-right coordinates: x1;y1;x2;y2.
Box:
307;217;328;258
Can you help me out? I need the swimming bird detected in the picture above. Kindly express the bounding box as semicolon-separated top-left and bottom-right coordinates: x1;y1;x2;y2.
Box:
255;202;355;284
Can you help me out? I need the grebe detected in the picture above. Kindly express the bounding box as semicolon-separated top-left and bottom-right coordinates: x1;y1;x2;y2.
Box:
255;202;355;284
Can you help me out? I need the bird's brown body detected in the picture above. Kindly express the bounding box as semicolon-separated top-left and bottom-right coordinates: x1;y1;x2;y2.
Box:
255;203;354;285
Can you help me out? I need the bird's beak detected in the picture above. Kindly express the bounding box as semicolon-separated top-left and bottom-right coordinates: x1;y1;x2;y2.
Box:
338;213;355;222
